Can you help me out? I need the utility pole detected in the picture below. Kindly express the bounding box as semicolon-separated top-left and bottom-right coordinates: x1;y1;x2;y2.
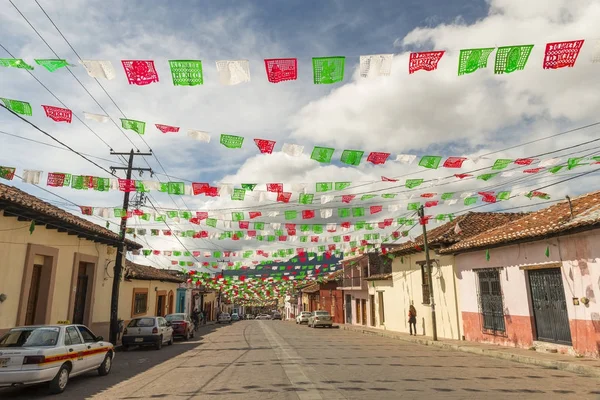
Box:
418;205;438;341
109;149;153;345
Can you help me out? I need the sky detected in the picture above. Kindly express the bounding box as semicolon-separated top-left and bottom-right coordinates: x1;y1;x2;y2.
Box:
1;0;600;271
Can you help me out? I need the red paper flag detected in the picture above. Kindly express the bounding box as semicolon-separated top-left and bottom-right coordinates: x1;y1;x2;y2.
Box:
196;211;208;220
420;193;436;198
118;178;137;192
155;124;180;133
392;231;400;239
42;105;72;123
254;138;276;154
409;51;445;74
454;173;472;179
192;182;210;195
384;218;393;226
133;209;144;216
367;152;391;165
370;205;383;214
302;210;315;219
311;236;319;243
543;40;584;69
47;172;66;187
343;235;351;242
247;230;257;237
443;157;467;168
425;200;439;208
523;167;544;174
199;231;208;238
419;215;432;225
378;222;386;229
239;221;249;229
287;228;297;235
381;176;398;182
205;187;219;197
79;206;93;215
267;183;283;192
277;192;292;203
189;218;201;225
249;211;262;219
514;158;534;166
163;230;172;236
478;191;497;203
121;60;159;85
285;223;296;230
342;195;356;203
264;58;297;83
328;244;336;251
341;221;351;228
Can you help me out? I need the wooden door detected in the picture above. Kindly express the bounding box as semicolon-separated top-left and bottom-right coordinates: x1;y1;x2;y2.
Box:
361;300;367;326
369;295;376;326
157;295;165;316
25;265;42;325
355;299;360;324
72;264;89;324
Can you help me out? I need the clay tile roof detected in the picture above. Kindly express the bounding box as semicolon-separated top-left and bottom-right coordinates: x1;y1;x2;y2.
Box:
326;269;344;281
125;260;185;283
365;273;392;281
0;183;141;249
301;282;320;293
391;211;527;256
440;191;600;254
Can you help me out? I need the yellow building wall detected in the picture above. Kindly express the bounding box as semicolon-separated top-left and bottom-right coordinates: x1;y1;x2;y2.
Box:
0;213;116;340
118;278;180;323
372;251;463;340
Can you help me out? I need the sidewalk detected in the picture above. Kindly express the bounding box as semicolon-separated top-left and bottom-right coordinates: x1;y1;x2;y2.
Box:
337;323;600;378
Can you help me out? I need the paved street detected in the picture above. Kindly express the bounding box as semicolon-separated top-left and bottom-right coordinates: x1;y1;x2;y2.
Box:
1;321;599;399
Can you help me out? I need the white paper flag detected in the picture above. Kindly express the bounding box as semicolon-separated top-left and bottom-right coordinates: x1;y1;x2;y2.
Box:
289;236;298;242
445;199;458;205
501;171;516;177
110;179;119;190
539;158;561;167
282;143;304;157
79;60;116;80
320;208;333;218
592;40;600;63
395;154;417;164
360;54;393;77
388;204;400;212
460;191;474;198
98;207;110;218
326;223;337;231
216;60;250;85
184;185;194;196
292;183;307;193
320;195;334;204
143;181;161;191
188;130;211;143
218;183;233;196
271;223;281;229
223;220;231;229
471;156;490;164
83;112;109;123
266;211;279;217
21;170;41;184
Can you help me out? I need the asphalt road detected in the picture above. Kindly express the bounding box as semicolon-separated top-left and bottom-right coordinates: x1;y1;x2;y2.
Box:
1;320;599;399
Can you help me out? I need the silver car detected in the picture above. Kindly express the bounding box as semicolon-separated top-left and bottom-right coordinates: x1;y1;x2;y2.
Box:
122;317;173;350
308;311;333;328
296;311;312;324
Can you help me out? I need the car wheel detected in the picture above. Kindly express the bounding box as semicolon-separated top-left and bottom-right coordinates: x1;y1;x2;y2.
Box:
168;335;173;346
155;336;163;350
191;330;195;338
49;363;70;394
98;353;112;376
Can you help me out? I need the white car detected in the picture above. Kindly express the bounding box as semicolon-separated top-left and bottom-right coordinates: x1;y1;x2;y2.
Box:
296;311;312;324
122;317;173;350
256;314;272;320
0;324;114;394
308;311;333;328
217;313;231;324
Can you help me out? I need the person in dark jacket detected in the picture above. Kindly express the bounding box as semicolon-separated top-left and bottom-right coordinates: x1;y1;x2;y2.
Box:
408;304;417;336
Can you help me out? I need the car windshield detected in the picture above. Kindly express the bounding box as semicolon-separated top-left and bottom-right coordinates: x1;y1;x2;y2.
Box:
128;318;155;327
0;329;35;347
315;311;329;315
165;314;186;322
302;312;311;315
22;327;60;347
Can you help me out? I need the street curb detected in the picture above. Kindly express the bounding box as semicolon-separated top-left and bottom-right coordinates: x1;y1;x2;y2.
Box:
337;325;600;378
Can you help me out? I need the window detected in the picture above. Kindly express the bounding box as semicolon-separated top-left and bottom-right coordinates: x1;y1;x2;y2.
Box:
128;318;155;327
77;326;96;343
132;288;148;316
477;269;506;333
65;326;83;345
420;263;431;305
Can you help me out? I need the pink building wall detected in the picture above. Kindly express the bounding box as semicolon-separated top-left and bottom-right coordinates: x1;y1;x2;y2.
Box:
455;229;600;357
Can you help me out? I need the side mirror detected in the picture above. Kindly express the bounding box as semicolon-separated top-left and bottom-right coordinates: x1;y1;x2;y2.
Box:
95;336;104;342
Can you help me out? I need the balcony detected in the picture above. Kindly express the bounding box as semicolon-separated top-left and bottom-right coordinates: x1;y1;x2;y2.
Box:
341;276;367;290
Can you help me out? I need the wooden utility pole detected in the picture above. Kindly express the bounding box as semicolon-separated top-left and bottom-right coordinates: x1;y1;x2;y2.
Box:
418;205;438;341
109;149;152;345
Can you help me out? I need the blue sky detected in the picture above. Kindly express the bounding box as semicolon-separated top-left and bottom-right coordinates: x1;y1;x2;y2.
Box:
1;0;600;270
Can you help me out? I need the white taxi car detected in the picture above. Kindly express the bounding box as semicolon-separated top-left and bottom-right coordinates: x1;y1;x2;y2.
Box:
0;324;114;394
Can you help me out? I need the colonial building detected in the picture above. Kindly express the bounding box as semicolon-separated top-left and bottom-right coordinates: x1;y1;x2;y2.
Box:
442;191;600;358
0;183;141;340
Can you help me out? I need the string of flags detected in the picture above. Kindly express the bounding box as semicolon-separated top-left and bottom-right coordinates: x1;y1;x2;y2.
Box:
0;39;597;86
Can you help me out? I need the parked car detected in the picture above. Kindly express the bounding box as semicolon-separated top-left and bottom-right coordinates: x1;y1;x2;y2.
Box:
272;312;282;320
296;311;312;324
245;314;255;320
308;311;333;328
231;313;240;321
256;314;271;320
217;313;232;324
0;324;114;394
165;313;194;340
122;317;173;350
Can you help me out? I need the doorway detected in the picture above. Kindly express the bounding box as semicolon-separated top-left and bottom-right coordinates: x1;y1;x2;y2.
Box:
528;268;572;345
167;291;174;315
72;263;90;324
345;294;352;324
369;295;376;327
25;264;43;325
361;299;367;326
355;299;361;324
156;291;167;317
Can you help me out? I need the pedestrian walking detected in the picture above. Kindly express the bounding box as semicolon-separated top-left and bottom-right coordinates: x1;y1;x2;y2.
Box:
408;304;417;336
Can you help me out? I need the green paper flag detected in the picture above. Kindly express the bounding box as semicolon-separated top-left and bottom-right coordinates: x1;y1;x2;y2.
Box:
300;236;308;243
71;175;87;190
381;193;396;199
35;59;71;72
143;249;152;256
435;214;447;222
206;218;217;227
340;150;364;165
0;58;34;70
464;197;477;206
168;182;185;195
113;208;125;218
1;98;32;116
567;157;586;170
365;223;374;231
548;166;564;174
134;180;148;193
313;225;324;234
232;212;244;221
458;48;495;75
355;221;365;229
492;159;512;170
154;215;165;222
232;188;246;200
335;182;351;190
316;182;333;192
333;236;341;243
441;192;454;200
477;173;498;181
300;224;311;232
485;249;490;261
29;220;35;235
167;211;178;218
241;183;257;191
418;155;442;169
338;208;350;218
312;56;345;84
220;134;244;149
121;118;146;135
311;146;335;163
141;213;151;221
254;222;265;230
497;191;511;201
169;60;203;86
285;210;298;220
180;211;192;219
405;179;424;189
299;193;314;204
494;45;534;74
407;202;420;211
545;246;550;258
0;166;16;181
352;207;365;217
361;194;376;200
